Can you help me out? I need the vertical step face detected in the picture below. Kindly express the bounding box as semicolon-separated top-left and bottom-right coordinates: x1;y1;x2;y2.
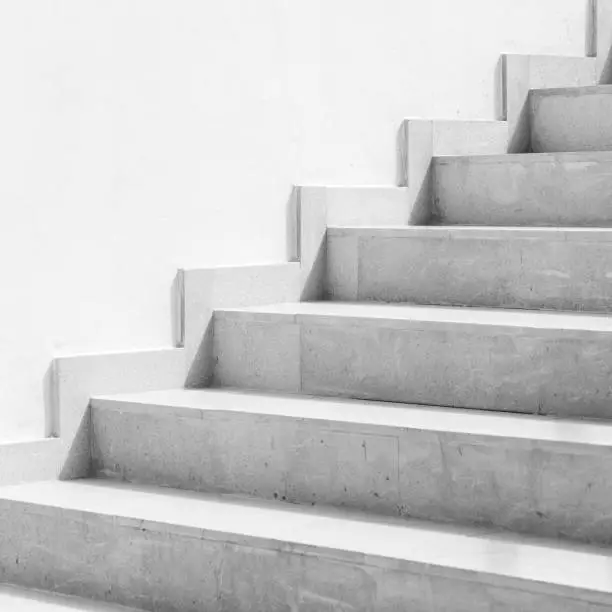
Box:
91;389;612;546
433;152;612;226
530;85;612;153
213;303;612;420
326;226;612;311
2;480;612;611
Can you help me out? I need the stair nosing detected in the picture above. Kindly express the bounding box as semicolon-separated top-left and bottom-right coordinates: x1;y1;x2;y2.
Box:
213;302;612;336
91;388;612;449
434;150;612;163
327;225;612;241
530;83;612;97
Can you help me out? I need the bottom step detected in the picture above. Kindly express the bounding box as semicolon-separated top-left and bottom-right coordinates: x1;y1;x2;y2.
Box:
0;584;137;611
0;480;611;611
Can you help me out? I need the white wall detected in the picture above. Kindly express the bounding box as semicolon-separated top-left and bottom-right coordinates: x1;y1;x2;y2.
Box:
0;0;588;440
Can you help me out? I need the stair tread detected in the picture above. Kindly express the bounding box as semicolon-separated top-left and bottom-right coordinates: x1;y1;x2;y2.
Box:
216;301;612;333
0;585;137;611
94;388;612;447
531;83;612;97
2;479;612;595
328;225;612;240
435;149;612;163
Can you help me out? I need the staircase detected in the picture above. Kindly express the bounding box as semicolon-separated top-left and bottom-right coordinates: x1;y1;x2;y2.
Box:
6;41;612;612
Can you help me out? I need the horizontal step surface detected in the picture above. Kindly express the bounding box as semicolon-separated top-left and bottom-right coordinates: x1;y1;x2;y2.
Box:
0;586;137;611
327;226;612;311
213;302;612;419
2;479;612;610
92;388;612;544
530;85;612;153
433;151;612;226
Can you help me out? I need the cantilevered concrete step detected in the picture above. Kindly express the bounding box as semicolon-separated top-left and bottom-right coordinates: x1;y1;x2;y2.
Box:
327;226;612;311
2;479;612;611
93;387;612;545
530;85;612;153
432;151;612;226
213;302;612;419
0;585;139;611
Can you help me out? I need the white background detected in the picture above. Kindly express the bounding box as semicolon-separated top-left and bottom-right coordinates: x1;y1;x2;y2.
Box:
0;0;588;439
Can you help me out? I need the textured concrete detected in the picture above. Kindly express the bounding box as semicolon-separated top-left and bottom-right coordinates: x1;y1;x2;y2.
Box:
531;85;612;153
92;388;612;545
0;349;186;485
433;151;612;226
1;479;612;611
290;186;411;301
214;302;612;420
501;54;597;152
394;119;509;224
52;348;186;479
326;226;612;311
178;263;300;387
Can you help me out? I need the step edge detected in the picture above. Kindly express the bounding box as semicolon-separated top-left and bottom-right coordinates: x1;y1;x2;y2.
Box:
434;150;612;164
90;392;612;449
213;304;612;336
327;225;612;241
530;83;612;97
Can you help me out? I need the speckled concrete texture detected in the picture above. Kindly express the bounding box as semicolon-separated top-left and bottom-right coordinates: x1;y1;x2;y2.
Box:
326;226;612;311
91;388;612;545
1;480;612;611
213;302;612;420
531;85;612;153
433;152;612;226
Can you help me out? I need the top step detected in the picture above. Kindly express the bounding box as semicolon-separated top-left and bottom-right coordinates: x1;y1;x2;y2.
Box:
530;85;612;153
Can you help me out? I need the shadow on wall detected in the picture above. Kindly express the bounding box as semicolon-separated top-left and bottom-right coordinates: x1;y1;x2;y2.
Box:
286;186;299;264
394;123;434;225
600;44;612;82
42;364;57;438
43;362;93;481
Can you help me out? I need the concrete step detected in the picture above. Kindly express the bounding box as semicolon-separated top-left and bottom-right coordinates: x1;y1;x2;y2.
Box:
92;388;612;545
0;585;138;611
530;85;612;153
326;226;612;311
2;479;612;611
432;151;612;226
213;302;612;419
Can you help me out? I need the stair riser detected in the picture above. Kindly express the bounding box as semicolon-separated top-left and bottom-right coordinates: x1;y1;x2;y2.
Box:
327;229;612;311
0;500;608;611
433;155;612;226
92;403;612;545
213;313;612;419
531;90;612;153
